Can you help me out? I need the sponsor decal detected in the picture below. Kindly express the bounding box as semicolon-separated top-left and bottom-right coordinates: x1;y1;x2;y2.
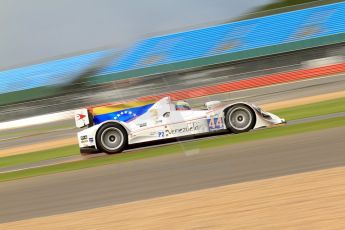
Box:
158;131;165;138
150;109;159;120
155;119;163;124
139;122;147;128
89;137;94;144
159;122;201;138
77;114;86;120
80;135;88;144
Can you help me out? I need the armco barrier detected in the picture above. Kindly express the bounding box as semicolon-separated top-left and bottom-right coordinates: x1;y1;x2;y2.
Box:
137;62;345;101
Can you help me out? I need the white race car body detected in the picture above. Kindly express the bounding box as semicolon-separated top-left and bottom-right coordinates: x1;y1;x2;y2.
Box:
75;97;285;153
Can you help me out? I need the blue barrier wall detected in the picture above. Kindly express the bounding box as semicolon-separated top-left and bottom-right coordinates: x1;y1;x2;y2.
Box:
1;2;345;94
0;50;112;94
98;2;345;76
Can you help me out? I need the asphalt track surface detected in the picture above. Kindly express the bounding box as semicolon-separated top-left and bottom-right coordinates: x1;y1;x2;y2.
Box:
1;127;345;223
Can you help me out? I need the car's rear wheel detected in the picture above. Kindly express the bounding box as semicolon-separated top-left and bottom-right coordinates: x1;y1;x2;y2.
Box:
96;123;127;154
225;105;255;133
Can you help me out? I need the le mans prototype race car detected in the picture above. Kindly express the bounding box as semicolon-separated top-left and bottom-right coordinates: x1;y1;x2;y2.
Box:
75;97;286;154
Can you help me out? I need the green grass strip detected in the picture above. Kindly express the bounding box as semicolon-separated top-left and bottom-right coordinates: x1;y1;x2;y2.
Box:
0;145;79;168
0;124;74;139
272;97;345;121
1;117;344;182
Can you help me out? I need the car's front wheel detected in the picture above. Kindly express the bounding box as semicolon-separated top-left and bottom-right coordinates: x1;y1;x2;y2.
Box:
96;123;127;154
225;105;255;133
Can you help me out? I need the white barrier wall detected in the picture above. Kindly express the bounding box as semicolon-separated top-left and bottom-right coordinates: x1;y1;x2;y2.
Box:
0;110;75;131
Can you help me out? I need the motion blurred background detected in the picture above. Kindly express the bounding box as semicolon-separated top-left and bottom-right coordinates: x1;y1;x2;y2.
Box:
1;1;345;228
1;0;344;122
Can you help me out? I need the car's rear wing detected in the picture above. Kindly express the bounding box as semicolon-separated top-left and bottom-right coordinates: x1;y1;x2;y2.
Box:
74;108;93;128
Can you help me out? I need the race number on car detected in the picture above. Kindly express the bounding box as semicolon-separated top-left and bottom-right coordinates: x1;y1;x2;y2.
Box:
207;116;224;131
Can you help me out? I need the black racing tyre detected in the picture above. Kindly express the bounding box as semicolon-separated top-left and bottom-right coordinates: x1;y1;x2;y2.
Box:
225;105;255;134
96;123;127;154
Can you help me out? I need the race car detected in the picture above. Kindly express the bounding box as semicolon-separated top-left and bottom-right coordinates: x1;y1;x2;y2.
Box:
75;97;286;154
